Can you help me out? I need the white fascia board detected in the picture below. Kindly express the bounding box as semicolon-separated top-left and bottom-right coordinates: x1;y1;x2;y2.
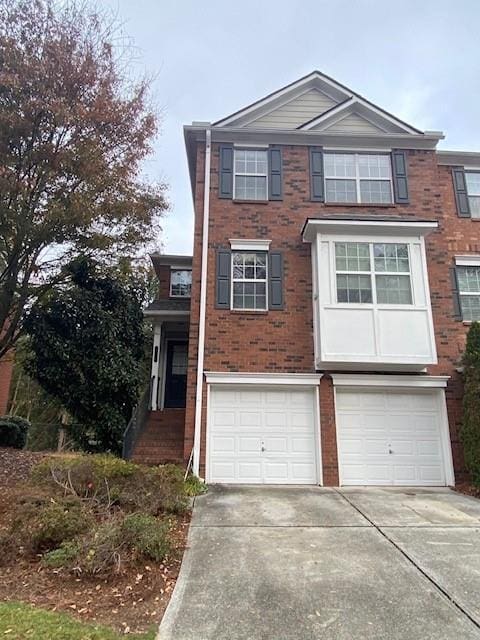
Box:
205;372;323;386
210;128;443;150
230;239;271;251
437;150;480;166
455;255;480;266
302;219;438;243
331;374;450;389
213;72;350;128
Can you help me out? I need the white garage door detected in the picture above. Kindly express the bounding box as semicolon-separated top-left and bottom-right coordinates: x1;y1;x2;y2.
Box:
208;386;318;484
336;389;447;486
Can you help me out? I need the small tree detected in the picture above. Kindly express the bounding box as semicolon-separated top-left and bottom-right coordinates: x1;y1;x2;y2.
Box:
0;0;167;359
461;321;480;486
25;257;146;453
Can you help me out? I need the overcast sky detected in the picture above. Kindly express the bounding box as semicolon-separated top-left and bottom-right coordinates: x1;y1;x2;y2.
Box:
101;0;480;255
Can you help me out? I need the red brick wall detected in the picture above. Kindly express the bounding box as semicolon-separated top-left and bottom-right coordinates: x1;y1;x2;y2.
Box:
185;143;471;482
0;352;13;415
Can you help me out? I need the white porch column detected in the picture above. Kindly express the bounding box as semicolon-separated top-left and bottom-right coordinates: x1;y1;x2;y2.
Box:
150;321;162;410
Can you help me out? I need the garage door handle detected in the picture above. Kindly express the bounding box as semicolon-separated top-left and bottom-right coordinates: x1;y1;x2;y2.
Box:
261;446;266;452
388;448;393;454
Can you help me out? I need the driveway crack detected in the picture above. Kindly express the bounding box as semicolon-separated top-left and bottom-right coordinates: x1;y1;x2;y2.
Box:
335;489;480;634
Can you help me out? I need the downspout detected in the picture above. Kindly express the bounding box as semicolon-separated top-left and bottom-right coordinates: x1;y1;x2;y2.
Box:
192;128;211;476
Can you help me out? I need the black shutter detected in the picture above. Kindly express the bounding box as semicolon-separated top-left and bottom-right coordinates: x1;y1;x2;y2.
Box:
268;146;283;200
392;150;409;204
218;145;233;199
268;252;284;310
450;266;463;321
309;147;324;202
216;249;231;308
452;168;471;217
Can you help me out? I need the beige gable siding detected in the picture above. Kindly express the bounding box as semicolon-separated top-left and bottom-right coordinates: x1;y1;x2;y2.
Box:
244;89;337;129
318;112;386;134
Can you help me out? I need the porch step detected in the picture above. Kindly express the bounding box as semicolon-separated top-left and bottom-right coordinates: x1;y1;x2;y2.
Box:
131;407;186;466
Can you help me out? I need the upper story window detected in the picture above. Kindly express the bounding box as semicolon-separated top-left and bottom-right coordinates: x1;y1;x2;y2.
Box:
170;269;192;298
324;153;393;204
234;149;268;201
231;251;267;310
465;172;480;218
456;265;480;321
335;242;412;305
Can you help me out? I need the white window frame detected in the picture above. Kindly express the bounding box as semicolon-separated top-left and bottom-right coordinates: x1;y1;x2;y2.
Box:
233;148;268;201
465;170;480;218
455;256;480;321
334;241;414;307
324;152;393;204
170;269;192;298
230;250;268;311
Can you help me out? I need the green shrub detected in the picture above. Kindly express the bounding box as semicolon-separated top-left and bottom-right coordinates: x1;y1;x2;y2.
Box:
11;495;92;553
30;455;189;515
184;474;207;497
26;421;60;451
461;322;480;486
42;540;80;568
122;513;171;562
0;415;30;449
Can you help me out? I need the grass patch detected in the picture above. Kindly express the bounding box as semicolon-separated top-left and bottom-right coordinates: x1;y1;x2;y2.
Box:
0;602;155;639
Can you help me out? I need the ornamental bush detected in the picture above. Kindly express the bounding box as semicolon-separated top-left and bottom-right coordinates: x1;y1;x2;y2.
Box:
0;415;30;449
461;321;480;486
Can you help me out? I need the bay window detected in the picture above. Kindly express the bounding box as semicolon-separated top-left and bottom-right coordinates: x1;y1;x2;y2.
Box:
335;242;412;305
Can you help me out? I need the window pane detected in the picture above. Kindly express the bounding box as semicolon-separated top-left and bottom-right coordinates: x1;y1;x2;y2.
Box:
336;274;372;304
234;175;267;200
376;275;412;304
457;266;480;293
469;196;480;218
461;295;480;321
170;270;192;297
466;173;480;196
336;243;370;271
235;149;267;175
373;244;409;273
358;154;391;179
324;153;356;178
360;180;392;203
326;179;357;203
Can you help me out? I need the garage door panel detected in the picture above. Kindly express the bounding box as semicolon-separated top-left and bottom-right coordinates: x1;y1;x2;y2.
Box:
337;389;446;487
209;386;318;484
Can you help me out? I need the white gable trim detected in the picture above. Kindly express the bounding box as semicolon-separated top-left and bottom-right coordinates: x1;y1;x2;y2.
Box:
299;97;420;135
213;71;351;128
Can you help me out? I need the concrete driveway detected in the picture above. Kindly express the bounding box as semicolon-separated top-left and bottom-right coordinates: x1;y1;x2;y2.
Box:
159;486;480;640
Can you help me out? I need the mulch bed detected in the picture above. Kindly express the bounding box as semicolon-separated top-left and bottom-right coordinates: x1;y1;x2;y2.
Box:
453;481;480;500
0;448;191;634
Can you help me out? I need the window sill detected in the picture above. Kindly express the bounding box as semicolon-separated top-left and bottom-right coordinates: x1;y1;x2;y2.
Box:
229;309;269;315
323;202;397;208
232;199;269;205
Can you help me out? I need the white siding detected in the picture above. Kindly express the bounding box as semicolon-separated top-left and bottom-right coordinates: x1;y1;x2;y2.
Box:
245;89;336;130
317;112;386;134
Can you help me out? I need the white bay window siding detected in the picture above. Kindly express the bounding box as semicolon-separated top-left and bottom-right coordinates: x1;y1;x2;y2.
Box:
303;220;438;370
324;153;393;204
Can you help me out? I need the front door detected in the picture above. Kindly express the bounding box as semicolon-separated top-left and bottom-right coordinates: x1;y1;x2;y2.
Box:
164;341;188;408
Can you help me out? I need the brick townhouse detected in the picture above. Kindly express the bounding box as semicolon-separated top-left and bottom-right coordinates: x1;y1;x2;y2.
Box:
129;70;480;487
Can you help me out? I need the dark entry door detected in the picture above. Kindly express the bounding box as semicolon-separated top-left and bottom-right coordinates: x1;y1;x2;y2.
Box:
164;341;188;408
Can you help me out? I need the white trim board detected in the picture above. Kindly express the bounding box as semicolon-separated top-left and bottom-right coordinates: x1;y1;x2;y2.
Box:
230;239;271;251
205;372;323;386
330;374;450;389
455;255;480;266
302;219;438;242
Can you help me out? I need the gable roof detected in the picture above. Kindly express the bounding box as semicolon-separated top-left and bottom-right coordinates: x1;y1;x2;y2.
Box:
213;70;423;135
